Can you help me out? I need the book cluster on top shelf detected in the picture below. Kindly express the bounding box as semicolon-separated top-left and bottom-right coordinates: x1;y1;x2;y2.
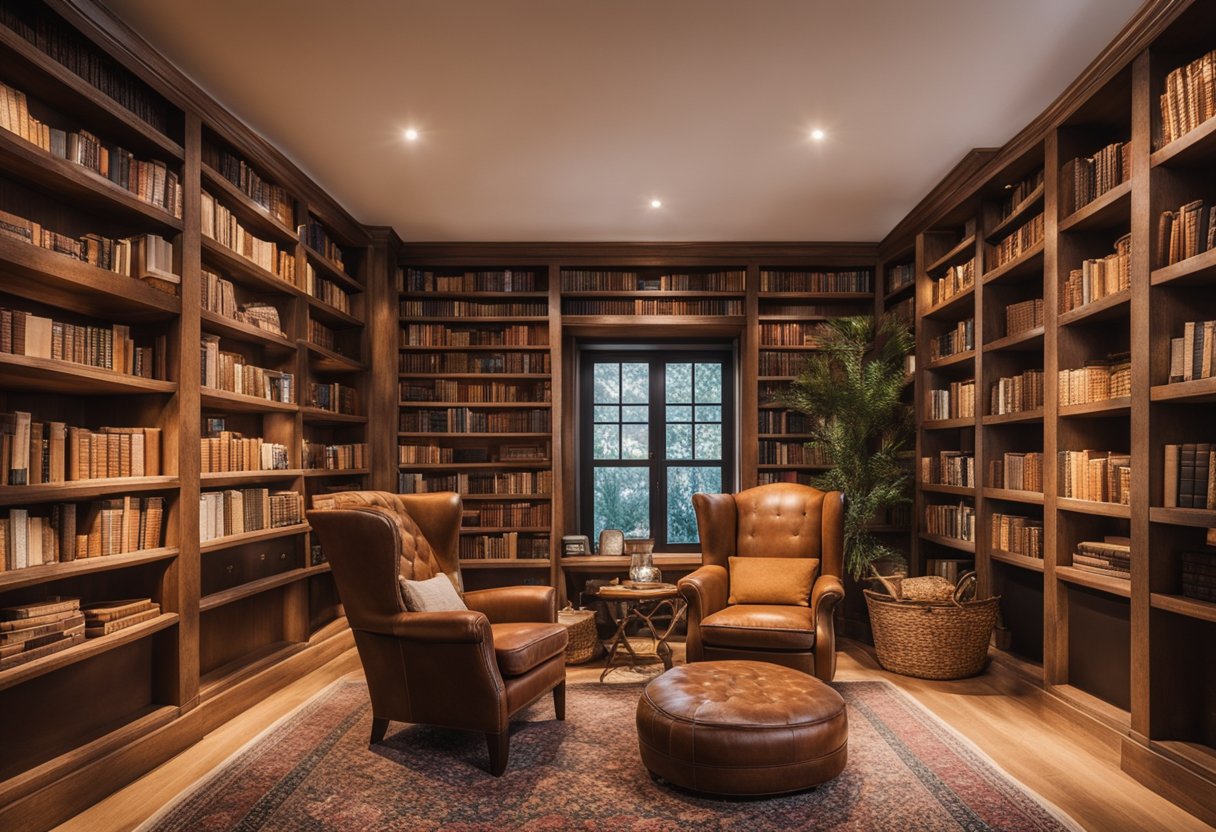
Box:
2;495;165;569
400;268;538;293
203;144;293;226
1060;142;1130;216
1059;235;1130;314
1156;48;1216;148
759;269;870;293
1058;354;1130;406
887;262;916;295
1168;320;1216;382
1162;443;1215;510
931;260;975;306
1058;450;1131;504
299;218;346;271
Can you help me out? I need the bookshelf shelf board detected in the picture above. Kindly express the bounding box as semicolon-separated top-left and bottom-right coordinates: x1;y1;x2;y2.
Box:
401;291;550;301
200;469;305;487
397;401;552;409
560;554;702;571
982;409;1045;426
922;417;976;431
989;549;1046;572
198;523;310;554
199;164;297;245
561;290;745;299
305;296;361;329
1058;179;1132;233
1048;683;1132;732
982;488;1045;505
1056;565;1131;598
925;350;976;371
757;292;873;301
917;533;976;554
1058;397;1131;418
302;342;364;373
883;280;916;304
302;562;331;577
0;612;178;694
982;241;1045;286
398;372;552;381
459;527;550;534
1151;246;1216;288
1150;114;1216;169
0;234;180;322
0;354;175;396
456;493;551;502
200;237;302;299
400;344;551;352
926;236;977;274
399;461;550;471
1057;290;1131;327
300;408;367;425
1150;593;1216;624
397;432;551;439
0;24;183;160
199;310;294;353
198;640;306;702
0;476;179;508
1151;377;1216;404
759;344;823;352
757;433;815;440
302;468;369;479
920;483;977;496
458;559;552;569
560;315;747;328
984;327;1045;353
1057;498;1131;518
985;184;1045;243
1148;507;1216;528
406;316;550;325
301;244;362;294
0;546;178;592
0;130;182;233
200;389;297;415
199;568;310;613
922;285;976;320
757;315;833;323
755;463;832;471
757;375;798;382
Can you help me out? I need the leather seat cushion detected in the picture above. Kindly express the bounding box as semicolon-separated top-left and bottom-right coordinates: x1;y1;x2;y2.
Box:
699;604;815;651
636;660;847;795
492;622;568;676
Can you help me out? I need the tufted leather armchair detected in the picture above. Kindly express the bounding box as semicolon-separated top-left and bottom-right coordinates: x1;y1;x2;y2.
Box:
677;483;845;681
307;491;567;776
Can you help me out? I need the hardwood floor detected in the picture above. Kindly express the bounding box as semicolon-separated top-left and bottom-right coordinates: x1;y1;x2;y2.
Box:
54;640;1212;832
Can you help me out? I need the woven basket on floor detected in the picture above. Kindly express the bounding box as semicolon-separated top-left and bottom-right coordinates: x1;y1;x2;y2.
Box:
864;589;999;680
557;608;600;664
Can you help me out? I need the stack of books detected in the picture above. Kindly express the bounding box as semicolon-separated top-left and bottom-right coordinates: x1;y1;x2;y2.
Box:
1072;538;1131;580
81;598;160;637
0;597;84;670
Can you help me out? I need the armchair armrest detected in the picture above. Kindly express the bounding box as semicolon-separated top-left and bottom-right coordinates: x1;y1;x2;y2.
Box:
362;609;493;644
464;585;557;624
810;573;844;681
678;565;729;620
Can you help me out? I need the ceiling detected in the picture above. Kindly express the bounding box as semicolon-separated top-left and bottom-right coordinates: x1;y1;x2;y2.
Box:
104;0;1144;243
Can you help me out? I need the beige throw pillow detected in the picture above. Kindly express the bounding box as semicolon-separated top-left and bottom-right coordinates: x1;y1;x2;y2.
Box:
728;556;819;606
400;574;467;612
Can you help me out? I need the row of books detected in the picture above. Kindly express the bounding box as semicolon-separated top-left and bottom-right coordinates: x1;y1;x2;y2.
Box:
758;270;871;293
887;263;915;295
1060;143;1130;217
200;433;288;474
562;270;745;293
398;443;550;465
398;409;551;434
459;533;549;560
1169;320;1216;383
926;380;976;421
397;471;553;496
306;382;357;415
298;218;346;272
0;597;163;671
990;369;1044;416
307;319;335;351
1;414;161;485
200;191;296;281
986;213;1044;272
991;512;1043;559
1162;443;1215;509
400;269;538;294
200;335;294;403
924;501;975;542
1058;450;1131;504
1058;355;1131;406
1157;200;1216;268
1005;298;1044;339
200;271;285;336
303;265;352;314
1;496;165;569
1071;538;1131;580
1182;550;1216;603
999;169;1044;220
462;503;550;527
198;488;304;543
563;299;744;316
397;352;552;375
205;145;294;226
0;80;182;218
758;352;810;376
401;324;547;347
758;441;829;466
757;411;814;434
928;318;974;362
987;452;1044;493
1058;235;1131;315
1;308;164;379
921;452;975;488
302;442;367;471
929;260;975;307
400;299;547;318
399;379;551;404
759;322;828;347
1156;48;1216;149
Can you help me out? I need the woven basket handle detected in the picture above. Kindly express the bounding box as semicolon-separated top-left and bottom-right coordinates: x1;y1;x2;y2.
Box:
953;571;978;606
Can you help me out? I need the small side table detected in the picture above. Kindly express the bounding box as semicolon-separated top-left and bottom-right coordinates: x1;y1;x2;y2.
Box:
591;582;687;681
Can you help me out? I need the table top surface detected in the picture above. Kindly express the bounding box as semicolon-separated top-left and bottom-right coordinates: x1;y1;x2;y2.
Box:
592;581;680;599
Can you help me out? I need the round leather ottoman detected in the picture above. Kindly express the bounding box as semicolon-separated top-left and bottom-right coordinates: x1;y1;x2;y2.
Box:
636;660;847;796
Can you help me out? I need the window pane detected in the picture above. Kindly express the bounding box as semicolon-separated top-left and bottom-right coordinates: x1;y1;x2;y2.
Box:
621;405;648;423
666;424;692;459
666;363;692;403
694;363;722;403
594;363;619;403
593;405;618;423
695;405;721;422
667;466;722;544
621;424;649;459
593;424;619;459
594;467;650;539
666;405;692;423
695;423;722;460
621;363;649;403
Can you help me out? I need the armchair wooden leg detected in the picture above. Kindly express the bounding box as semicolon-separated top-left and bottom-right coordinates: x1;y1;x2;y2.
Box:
370;717;390;744
553;681;566;720
486;731;510;776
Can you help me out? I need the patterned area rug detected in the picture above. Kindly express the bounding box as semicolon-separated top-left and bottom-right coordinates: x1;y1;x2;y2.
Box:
143;678;1078;831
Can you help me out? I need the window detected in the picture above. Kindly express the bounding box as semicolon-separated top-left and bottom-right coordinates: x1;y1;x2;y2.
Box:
580;349;734;551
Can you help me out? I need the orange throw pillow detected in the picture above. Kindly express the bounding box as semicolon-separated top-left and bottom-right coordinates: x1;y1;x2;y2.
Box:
728;556;819;606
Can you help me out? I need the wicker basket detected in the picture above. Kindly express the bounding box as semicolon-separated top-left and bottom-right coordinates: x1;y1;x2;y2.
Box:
557;607;600;664
864;589;999;680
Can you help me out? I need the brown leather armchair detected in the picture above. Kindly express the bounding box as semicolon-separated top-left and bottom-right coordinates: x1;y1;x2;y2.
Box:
307;491;567;776
677;483;845;681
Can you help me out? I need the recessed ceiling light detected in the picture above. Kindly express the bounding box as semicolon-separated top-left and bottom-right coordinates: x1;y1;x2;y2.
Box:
404;128;419;142
650;199;662;209
810;128;826;142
